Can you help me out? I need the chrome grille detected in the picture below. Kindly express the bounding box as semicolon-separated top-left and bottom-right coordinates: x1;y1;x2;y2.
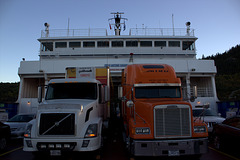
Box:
154;105;191;138
39;113;75;135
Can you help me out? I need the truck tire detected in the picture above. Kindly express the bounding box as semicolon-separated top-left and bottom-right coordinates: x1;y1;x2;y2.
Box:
0;137;7;150
213;135;222;150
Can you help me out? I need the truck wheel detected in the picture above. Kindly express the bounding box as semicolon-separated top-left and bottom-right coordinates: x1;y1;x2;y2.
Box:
213;135;221;150
190;154;202;160
0;137;7;150
126;138;134;158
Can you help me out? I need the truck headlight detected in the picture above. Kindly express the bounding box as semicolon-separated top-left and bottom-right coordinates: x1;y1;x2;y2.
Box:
85;124;98;138
135;127;150;134
194;126;206;133
24;124;32;138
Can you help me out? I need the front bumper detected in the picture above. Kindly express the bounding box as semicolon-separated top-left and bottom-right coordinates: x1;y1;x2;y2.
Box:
23;136;101;152
132;138;208;156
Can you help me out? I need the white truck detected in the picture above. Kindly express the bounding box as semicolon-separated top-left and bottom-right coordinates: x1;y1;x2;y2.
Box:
23;67;110;156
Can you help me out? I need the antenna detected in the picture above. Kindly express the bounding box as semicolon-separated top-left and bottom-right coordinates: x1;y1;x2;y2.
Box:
108;12;128;36
172;14;175;36
67;18;70;36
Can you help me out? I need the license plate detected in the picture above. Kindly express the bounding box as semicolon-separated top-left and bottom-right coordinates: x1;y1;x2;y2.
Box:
168;150;180;156
50;150;61;156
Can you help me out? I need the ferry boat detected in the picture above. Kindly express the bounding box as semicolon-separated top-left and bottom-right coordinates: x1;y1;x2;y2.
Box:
17;12;218;114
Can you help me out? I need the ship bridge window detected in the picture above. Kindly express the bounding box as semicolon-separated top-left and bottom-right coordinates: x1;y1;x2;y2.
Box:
140;41;152;47
97;41;109;47
154;41;166;47
69;42;81;48
169;41;180;47
55;42;67;48
83;41;95;48
112;41;123;47
126;41;138;47
41;42;53;51
182;41;195;50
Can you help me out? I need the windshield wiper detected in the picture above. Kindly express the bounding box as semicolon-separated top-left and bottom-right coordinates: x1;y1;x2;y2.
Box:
42;113;72;135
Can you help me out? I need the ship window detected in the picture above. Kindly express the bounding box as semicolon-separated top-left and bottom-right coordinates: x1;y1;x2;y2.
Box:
140;41;152;47
97;41;109;47
69;42;81;48
169;41;180;47
22;78;45;98
182;41;194;50
55;42;67;48
154;41;166;47
112;41;123;47
143;65;164;69
190;77;213;97
83;41;95;48
41;42;53;51
126;41;138;47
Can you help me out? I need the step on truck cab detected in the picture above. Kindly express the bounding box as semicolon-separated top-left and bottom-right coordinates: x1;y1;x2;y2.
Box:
119;64;208;157
23;67;109;156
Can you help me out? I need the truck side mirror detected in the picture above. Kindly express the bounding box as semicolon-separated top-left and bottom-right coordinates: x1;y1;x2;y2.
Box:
99;85;105;104
193;85;197;98
190;85;197;102
38;86;42;103
118;86;123;100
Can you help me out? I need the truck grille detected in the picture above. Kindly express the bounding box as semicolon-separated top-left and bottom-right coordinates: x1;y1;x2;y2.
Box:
154;105;191;138
39;113;75;135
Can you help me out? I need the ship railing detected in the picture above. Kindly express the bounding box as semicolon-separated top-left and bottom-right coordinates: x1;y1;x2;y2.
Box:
129;28;195;36
41;28;108;38
41;28;195;38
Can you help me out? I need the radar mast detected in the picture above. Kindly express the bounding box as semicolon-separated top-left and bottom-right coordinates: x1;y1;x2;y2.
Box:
108;12;128;36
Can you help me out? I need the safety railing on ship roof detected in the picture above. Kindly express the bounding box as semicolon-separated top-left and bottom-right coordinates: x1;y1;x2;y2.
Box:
41;28;108;38
41;28;194;38
129;28;195;36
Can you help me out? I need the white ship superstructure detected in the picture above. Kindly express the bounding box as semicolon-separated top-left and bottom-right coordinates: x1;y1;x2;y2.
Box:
18;12;218;114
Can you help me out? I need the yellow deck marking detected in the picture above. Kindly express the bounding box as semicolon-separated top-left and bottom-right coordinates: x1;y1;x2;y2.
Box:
0;146;23;157
209;146;240;160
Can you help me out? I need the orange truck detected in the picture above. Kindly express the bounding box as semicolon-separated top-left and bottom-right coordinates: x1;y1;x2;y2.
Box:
119;64;208;157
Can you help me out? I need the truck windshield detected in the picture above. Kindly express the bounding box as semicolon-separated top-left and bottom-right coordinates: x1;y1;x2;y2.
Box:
45;83;97;100
135;86;181;98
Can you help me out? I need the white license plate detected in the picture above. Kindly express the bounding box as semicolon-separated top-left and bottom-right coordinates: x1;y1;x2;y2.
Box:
168;150;180;156
50;150;61;156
